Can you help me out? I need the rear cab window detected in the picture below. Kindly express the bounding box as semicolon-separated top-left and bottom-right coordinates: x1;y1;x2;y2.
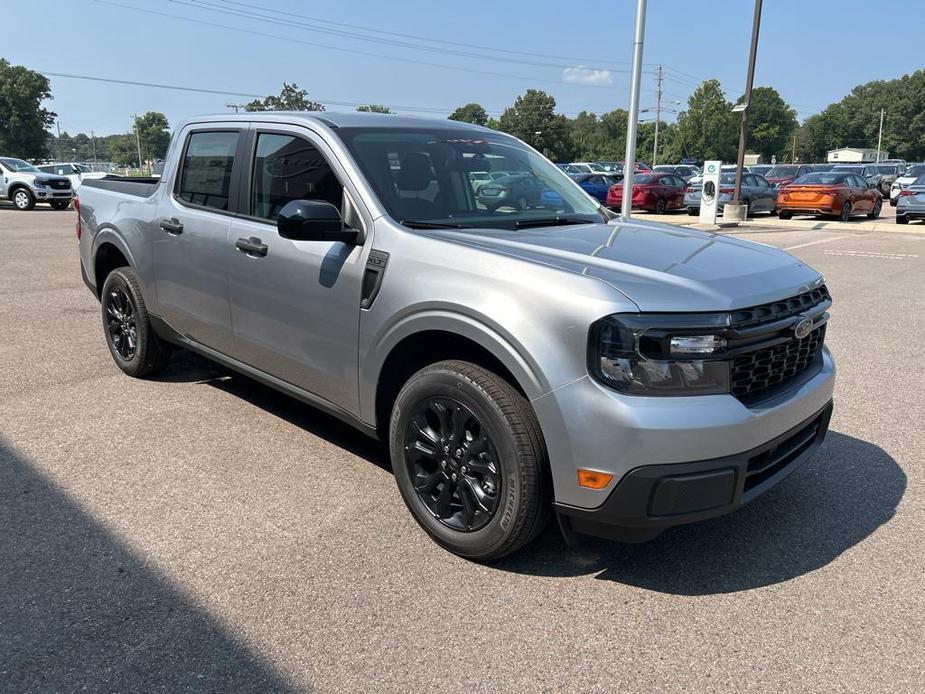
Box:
175;130;241;212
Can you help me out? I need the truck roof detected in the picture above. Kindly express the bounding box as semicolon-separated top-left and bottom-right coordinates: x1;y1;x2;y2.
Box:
176;111;494;132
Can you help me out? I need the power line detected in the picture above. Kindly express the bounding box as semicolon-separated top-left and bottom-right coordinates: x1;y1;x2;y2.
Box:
95;0;621;89
171;0;637;73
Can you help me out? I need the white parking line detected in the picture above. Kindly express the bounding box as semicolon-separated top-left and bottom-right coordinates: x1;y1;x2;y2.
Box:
784;236;847;250
823;250;918;259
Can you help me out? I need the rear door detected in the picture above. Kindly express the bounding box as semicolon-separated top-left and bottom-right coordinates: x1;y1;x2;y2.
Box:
152;126;245;354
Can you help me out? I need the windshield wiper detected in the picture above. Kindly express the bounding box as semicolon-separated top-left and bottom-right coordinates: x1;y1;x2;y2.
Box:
512;216;594;230
400;220;470;229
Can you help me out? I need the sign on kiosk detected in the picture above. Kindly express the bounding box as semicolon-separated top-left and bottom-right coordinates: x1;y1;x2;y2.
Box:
699;160;721;225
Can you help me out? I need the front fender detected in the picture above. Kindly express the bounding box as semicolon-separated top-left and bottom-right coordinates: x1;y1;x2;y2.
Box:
358;306;556;425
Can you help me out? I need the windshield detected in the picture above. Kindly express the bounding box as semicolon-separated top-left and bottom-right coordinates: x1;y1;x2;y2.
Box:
903;165;925;178
912;175;925;186
831;165;861;172
76;164;92;172
767;166;800;177
0;157;40;173
793;173;849;185
336;127;604;230
875;165;896;174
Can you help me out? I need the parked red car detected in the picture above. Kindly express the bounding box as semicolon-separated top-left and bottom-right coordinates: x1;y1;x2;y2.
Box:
764;164;812;189
605;172;687;213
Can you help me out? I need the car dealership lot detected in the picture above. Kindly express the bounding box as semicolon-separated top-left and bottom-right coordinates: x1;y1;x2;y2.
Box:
1;209;923;692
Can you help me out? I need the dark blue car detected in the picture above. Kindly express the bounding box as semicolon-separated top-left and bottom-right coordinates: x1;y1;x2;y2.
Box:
570;173;622;203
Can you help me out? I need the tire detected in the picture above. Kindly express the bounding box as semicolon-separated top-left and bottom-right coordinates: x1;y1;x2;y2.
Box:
11;188;35;211
896;215;908;225
867;197;881;219
516;196;528;212
50;200;70;210
389;360;550;561
838;201;852;222
779;210;792;220
100;266;170;378
687;207;698;216
654;197;667;214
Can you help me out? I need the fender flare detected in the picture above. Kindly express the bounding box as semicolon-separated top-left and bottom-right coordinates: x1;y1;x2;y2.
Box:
359;308;552;425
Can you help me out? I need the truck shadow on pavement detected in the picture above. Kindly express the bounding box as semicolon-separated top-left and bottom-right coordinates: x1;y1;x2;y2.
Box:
157;352;905;595
0;439;296;693
499;431;906;594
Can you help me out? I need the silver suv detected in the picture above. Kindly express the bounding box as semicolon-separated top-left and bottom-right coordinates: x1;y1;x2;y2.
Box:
76;113;835;560
0;157;74;210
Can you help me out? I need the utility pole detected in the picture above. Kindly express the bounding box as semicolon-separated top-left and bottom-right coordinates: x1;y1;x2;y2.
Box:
652;65;662;167
56;120;62;162
91;130;98;166
876;108;884;162
621;0;647;218
791;133;797;162
132;114;144;174
226;103;242;113
732;0;763;205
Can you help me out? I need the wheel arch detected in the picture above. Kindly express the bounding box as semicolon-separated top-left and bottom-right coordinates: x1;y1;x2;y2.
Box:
93;233;135;298
365;313;550;440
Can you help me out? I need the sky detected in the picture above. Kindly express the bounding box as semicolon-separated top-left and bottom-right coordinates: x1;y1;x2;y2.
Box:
4;0;920;136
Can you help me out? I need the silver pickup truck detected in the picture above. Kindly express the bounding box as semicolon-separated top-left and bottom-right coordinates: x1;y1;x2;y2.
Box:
76;112;835;560
1;157;74;210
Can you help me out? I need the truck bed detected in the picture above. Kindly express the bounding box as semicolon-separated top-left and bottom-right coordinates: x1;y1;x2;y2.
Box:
80;176;161;198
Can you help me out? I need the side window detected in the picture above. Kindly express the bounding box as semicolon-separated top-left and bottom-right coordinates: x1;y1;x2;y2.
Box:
755;175;769;187
251;132;344;221
176;131;239;211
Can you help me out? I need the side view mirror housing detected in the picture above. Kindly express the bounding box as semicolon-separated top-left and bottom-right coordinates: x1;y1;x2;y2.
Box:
277;200;360;244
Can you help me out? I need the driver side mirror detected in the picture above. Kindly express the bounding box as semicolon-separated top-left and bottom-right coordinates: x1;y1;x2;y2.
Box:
277;200;359;244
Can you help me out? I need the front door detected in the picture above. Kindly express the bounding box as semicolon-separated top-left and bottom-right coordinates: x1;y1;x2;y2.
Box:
226;126;370;412
151;127;244;354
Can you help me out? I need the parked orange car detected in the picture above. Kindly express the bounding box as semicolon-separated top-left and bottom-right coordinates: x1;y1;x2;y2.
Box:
776;171;882;221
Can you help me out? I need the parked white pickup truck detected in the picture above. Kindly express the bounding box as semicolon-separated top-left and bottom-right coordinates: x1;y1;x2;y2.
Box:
36;162;107;190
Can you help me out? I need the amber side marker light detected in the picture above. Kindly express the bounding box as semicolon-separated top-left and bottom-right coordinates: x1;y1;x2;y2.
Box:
577;469;614;489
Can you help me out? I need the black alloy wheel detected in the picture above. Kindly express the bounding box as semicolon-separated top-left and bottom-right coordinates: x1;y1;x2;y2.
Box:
839;201;852;222
404;396;502;532
105;285;137;361
868;197;882;219
655;197;667;214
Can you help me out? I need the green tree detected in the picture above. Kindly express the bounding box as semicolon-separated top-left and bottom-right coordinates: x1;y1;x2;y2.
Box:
448;103;489;127
736;86;798;161
244;82;323;112
676;79;737;162
133;112;171;160
498;89;572;160
0;59;56;159
356;104;392;113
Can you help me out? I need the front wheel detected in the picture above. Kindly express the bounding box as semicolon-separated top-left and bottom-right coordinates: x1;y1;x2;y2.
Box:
896;215;909;225
778;210;792;220
389;360;550;561
50;200;70;210
100;267;170;378
12;188;35;210
867;198;882;219
654;197;667;214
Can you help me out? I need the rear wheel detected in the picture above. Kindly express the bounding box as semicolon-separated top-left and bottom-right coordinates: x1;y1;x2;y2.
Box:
100;267;170;378
867;197;882;219
838;201;852;222
654;197;667;214
687;207;698;216
11;188;35;210
389;360;550;561
779;210;792;220
896;215;909;225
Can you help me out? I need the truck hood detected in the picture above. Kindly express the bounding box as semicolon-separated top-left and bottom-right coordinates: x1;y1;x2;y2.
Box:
427;219;823;312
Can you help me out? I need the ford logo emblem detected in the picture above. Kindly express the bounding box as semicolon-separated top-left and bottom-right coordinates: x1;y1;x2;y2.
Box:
794;317;813;340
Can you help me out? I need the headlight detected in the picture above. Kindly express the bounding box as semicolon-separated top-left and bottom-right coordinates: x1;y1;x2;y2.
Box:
34;181;48;189
589;314;730;395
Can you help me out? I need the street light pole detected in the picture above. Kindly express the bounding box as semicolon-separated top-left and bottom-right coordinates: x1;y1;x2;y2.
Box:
732;0;763;205
652;65;662;167
621;0;647;218
132;114;144;175
876;108;884;162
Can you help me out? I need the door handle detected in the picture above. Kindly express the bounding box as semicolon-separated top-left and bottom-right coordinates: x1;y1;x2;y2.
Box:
159;218;184;235
235;236;268;257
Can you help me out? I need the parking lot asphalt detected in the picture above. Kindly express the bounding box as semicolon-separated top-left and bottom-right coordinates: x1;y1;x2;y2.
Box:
1;207;923;693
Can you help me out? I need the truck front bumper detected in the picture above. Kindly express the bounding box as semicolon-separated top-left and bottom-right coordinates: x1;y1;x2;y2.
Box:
34;188;74;201
532;346;835;541
554;401;832;542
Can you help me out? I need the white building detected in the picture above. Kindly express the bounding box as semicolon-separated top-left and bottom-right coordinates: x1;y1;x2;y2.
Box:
827;147;888;163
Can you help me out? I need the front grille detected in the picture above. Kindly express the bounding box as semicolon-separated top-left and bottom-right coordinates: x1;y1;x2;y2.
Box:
743;408;827;493
731;324;826;400
47;178;71;190
731;285;829;329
